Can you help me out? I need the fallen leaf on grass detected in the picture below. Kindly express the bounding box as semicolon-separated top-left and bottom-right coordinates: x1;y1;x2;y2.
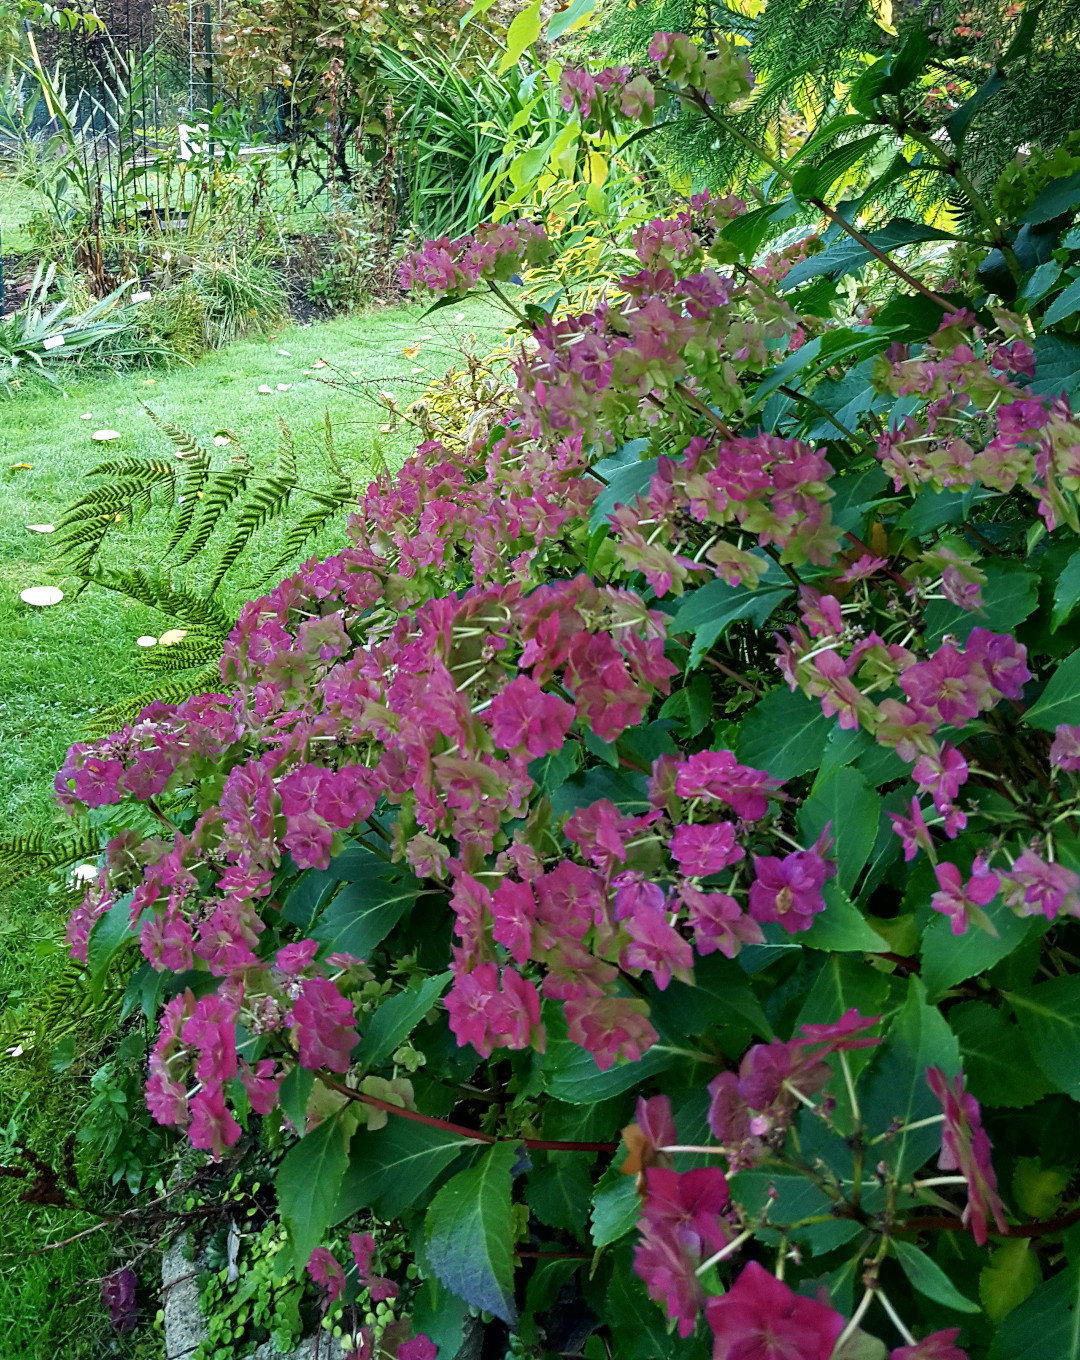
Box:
9;463;33;470
136;635;158;647
91;430;121;442
258;384;272;395
277;348;293;357
26;524;55;533
312;359;328;369
20;586;64;606
79;413;92;420
276;383;291;392
158;628;188;645
214;435;230;447
402;344;421;360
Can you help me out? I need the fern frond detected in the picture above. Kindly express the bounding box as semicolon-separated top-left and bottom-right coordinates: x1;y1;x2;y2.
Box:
260;494;353;585
209;478;293;595
322;411;352;497
83;662;223;734
135;636;223;674
275;419;298;485
86;568;234;634
0;829;101;892
173;469;250;568
142;404;212;464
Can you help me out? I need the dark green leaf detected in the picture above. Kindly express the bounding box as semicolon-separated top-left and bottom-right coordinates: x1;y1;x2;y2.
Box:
1026;647;1080;730
671;557;791;667
862;976;960;1179
590;458;658;532
525;1152;593;1236
409;1277;469;1360
277;1115;350;1270
781;221;957;291
732;1170;859;1252
542;1001;678;1103
335;1118;474;1222
425;1141;519;1324
892;1239;980;1313
1031;334;1080;399
1047;277;1080;329
735;687;834;781
798;767;881;895
87;893;137;996
355;973;451;1070
789;132;885;202
1009;974;1080;1100
990;1264;1080;1360
279;1066;314;1131
957;1000;1050;1104
945;68;1004;147
1052;550;1080;631
795;881;888;952
312;875;418;958
591;1166;639;1247
921;898;1045;1002
923;559;1039;649
1022;171;1080;226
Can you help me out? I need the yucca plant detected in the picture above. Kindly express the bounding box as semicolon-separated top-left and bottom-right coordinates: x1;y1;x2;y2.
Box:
0;263;159;388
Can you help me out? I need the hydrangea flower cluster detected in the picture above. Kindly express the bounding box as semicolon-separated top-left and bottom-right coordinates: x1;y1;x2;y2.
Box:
398;219;552;299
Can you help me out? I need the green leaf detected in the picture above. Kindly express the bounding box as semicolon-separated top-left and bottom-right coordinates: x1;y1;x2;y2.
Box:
1044;276;1080;328
277;1115;350;1270
798;767;881;895
671;557;791;667
334;1118;474;1222
781;221;957;291
86;892;136;991
1026;647;1080;730
921;898;1045;1003
525;1152;593;1236
410;1277;469;1360
945;68;1004;147
795;881;888;952
789;132;885;202
425;1141;519;1324
923;559;1039;649
591;1167;639;1247
1009;974;1080;1100
1014;1157;1071;1218
1052;551;1080;631
1018;260;1064;313
797;955;894;1031
891;1239;980;1313
650;952;772;1041
735;687;833;781
590;457;658;532
1022;170;1080;226
990;1264;1080;1360
499;0;542;72
1031;334;1080;399
950;1001;1053;1108
279;1066;315;1130
546;0;596;40
312;874;418;958
862;976;960;1179
355;973;451;1070
980;1239;1041;1322
542;1027;678;1103
732;1171;859;1252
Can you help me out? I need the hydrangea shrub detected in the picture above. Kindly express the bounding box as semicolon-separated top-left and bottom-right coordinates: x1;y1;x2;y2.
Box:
59;25;1080;1360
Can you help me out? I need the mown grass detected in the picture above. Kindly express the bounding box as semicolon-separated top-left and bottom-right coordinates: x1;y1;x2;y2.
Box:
0;296;508;1357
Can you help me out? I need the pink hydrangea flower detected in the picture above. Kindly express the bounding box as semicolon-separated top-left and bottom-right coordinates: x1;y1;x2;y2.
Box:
488;676;575;757
288;977;358;1072
912;743;968;812
891;1330;969;1360
888;797;934;862
1001;849;1080;920
748;833;835;933
673;750;781;820
681;885;764;958
930;862;1000;935
187;1085;241;1161
706;1261;845;1360
927;1066;1007;1245
633;1166;730;1336
1050;724;1080;771
670;821;744;876
307;1247;345;1302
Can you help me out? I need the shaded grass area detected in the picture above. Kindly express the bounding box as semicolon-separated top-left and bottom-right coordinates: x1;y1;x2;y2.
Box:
0;299;508;1357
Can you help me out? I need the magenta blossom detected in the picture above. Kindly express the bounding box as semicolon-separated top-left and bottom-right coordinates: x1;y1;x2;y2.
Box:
748;832;835;933
1050;724;1080;771
930;861;1000;935
706;1261;845;1360
307;1248;345;1302
1001;849;1080;921
927;1066;1007;1245
633;1166;730;1336
889;797;934;862
288;977;358;1073
399;1337;438;1360
670;821;744;876
891;1330;969;1360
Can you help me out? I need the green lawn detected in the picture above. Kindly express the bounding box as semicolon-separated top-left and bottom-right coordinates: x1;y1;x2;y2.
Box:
0;298;508;1357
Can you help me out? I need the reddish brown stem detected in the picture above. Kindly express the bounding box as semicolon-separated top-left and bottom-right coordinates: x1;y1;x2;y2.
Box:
321;1077;617;1153
809;199;952;310
896;1205;1080;1238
